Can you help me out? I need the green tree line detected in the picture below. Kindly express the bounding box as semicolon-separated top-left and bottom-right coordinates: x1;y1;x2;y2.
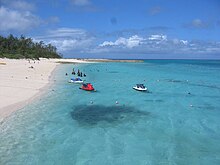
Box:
0;34;62;59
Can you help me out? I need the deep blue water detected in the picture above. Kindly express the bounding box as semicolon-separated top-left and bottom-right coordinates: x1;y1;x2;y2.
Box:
144;59;220;67
0;60;220;164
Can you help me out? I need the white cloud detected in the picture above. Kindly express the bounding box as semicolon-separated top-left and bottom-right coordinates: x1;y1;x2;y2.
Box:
0;1;59;33
100;41;115;47
92;34;220;56
48;39;92;51
47;28;88;38
32;29;220;57
180;40;188;45
0;6;40;32
34;28;95;52
172;39;188;45
99;35;145;48
148;34;167;41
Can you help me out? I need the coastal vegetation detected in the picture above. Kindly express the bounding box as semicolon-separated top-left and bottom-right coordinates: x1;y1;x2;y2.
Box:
0;34;62;59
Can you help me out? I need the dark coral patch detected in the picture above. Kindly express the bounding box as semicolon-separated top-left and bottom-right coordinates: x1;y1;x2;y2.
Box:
71;105;149;126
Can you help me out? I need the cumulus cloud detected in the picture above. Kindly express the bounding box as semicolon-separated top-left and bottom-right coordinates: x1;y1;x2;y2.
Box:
148;34;167;41
99;35;145;48
0;1;60;33
0;6;40;32
33;30;220;57
93;34;220;56
48;39;92;52
180;40;188;45
34;28;95;52
0;1;42;32
172;39;188;45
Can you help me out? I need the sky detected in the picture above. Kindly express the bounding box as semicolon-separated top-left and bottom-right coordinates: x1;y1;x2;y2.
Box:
0;0;220;59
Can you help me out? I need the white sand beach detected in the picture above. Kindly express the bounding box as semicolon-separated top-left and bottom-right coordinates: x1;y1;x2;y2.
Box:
0;58;89;121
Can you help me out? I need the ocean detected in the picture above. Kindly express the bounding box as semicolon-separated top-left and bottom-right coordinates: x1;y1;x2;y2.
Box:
1;60;220;164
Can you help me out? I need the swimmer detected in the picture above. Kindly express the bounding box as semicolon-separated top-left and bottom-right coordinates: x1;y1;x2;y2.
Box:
116;101;119;104
90;100;93;104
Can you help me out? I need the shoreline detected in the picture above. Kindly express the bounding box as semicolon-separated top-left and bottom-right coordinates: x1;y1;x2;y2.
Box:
0;64;59;123
0;59;60;122
0;58;92;122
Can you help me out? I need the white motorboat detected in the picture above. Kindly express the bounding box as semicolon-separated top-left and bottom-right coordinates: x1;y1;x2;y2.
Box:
133;84;147;91
69;77;84;83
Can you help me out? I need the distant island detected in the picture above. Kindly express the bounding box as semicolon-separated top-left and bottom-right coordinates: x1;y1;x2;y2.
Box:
0;34;62;59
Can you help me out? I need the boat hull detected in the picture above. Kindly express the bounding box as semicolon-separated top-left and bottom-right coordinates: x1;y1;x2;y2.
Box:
79;87;94;91
69;80;84;83
133;87;147;91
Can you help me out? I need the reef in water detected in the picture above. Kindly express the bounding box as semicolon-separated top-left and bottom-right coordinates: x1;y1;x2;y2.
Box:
71;105;149;126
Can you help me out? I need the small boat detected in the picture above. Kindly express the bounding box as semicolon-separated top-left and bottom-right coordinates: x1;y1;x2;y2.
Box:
69;77;84;83
79;83;95;91
133;84;147;91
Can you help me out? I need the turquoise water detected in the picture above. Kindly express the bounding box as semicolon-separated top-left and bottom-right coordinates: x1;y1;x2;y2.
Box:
1;60;220;164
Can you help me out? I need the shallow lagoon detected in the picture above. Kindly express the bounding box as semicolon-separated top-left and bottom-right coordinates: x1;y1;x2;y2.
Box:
1;60;220;164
